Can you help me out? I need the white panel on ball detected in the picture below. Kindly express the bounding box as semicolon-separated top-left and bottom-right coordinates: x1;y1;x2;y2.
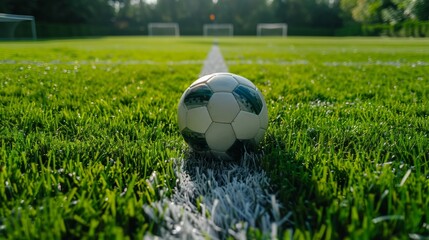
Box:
207;93;240;123
186;107;212;133
231;74;256;89
177;102;188;131
207;74;238;92
254;128;266;144
190;74;214;87
232;111;260;139
205;123;236;151
259;101;269;130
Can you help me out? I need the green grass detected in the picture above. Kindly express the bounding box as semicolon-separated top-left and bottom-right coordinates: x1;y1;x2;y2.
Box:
0;37;211;239
1;36;429;239
222;37;429;239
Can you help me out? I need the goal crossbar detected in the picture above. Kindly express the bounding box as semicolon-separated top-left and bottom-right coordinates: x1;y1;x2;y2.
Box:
148;23;180;36
257;23;287;37
0;13;37;40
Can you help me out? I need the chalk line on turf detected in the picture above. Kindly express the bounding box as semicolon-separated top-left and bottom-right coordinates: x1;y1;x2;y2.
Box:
2;59;428;68
143;43;290;239
199;44;229;77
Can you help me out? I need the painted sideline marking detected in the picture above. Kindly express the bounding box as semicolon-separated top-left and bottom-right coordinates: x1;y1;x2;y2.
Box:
199;44;229;76
2;59;428;68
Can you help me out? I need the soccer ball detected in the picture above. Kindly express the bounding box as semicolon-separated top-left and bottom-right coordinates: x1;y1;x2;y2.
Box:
177;73;268;161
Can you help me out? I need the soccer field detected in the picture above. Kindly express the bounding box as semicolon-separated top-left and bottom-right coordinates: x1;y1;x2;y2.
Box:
1;37;428;239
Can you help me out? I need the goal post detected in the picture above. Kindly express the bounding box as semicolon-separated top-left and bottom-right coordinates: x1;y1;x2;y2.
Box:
148;23;180;36
257;23;287;37
203;24;234;37
0;13;37;40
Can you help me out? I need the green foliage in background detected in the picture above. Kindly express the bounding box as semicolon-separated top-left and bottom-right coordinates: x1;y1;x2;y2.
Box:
2;0;428;37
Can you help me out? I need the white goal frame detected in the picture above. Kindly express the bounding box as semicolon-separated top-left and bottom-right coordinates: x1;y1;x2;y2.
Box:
257;23;287;37
0;13;37;40
148;23;180;36
203;24;234;37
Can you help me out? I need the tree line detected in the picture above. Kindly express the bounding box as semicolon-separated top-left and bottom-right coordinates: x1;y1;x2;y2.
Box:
1;0;428;36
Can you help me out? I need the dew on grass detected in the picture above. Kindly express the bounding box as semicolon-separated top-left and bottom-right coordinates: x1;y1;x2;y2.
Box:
372;215;404;224
120;188;127;197
310;99;333;108
380;189;389;199
409;233;429;240
377;161;393;167
340;199;348;208
172;225;182;235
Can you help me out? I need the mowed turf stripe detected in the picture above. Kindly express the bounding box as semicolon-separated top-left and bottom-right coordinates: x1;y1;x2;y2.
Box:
143;44;289;239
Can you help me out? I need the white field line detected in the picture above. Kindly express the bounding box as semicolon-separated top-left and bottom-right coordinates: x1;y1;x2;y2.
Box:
143;45;290;239
199;44;229;76
2;59;429;67
144;155;291;239
0;59;203;66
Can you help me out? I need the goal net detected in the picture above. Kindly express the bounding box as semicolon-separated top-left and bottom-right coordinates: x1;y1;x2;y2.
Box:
148;23;180;36
203;24;234;37
257;23;287;37
0;13;37;40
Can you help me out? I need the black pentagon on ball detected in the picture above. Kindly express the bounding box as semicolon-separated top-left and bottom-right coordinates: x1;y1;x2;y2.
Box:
184;84;213;109
181;127;210;152
232;85;263;114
